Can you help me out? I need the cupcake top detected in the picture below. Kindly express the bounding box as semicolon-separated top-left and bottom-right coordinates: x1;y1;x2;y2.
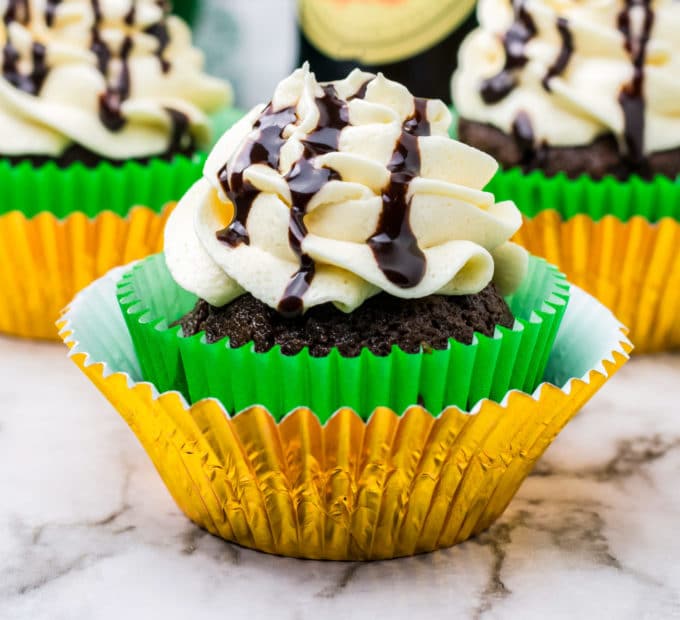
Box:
165;66;527;317
0;0;231;160
453;0;680;163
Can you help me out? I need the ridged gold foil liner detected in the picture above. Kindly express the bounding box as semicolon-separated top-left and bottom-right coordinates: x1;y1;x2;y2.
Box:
58;266;631;560
0;206;172;340
513;212;680;353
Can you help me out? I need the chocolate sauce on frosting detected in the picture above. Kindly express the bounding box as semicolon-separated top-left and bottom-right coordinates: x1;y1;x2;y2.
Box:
3;0;30;25
367;98;428;288
480;0;536;104
2;40;47;95
45;0;62;27
217;84;357;316
216;105;298;247
165;107;194;156
98;35;133;131
2;1;49;95
618;0;654;165
511;110;535;161
279;85;349;316
216;81;436;316
144;21;171;73
542;18;573;92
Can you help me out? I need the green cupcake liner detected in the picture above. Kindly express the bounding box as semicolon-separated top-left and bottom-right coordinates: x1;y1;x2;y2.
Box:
0;107;244;219
487;167;680;223
448;108;680;223
116;253;570;423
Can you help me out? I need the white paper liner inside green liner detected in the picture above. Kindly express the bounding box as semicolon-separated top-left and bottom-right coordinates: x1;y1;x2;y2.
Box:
59;263;631;417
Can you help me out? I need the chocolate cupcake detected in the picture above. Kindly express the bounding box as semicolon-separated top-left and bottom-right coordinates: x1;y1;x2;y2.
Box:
60;69;633;562
452;0;680;352
117;66;570;419
452;0;680;180
0;0;234;339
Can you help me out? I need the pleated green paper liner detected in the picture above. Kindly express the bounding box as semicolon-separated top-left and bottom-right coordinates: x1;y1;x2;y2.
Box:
487;167;680;223
117;253;570;423
448;109;680;223
0;107;244;219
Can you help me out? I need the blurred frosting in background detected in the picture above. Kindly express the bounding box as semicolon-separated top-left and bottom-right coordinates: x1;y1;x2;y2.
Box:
453;0;680;163
0;0;231;160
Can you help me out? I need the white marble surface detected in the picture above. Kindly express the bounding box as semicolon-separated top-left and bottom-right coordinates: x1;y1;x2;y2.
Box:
0;336;679;619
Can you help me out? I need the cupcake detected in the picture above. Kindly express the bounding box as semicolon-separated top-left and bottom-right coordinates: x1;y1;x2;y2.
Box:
116;65;572;420
452;0;680;352
60;67;630;560
0;0;233;340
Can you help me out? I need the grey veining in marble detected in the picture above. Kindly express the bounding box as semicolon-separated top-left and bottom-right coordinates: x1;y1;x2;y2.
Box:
1;336;679;620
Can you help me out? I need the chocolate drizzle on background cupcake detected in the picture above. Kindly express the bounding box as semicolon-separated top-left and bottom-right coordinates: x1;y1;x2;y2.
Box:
45;0;61;26
618;0;654;166
480;0;536;104
2;1;48;95
216;77;435;317
88;0;181;135
541;17;573;92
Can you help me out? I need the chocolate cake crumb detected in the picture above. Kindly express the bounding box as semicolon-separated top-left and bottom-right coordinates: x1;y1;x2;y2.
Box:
458;118;680;180
173;284;515;358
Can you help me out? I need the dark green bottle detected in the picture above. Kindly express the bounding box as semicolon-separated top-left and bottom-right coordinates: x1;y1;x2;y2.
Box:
297;0;477;103
172;0;198;26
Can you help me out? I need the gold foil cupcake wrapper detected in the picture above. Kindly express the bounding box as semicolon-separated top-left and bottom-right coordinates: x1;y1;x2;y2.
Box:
57;266;631;560
0;206;172;340
514;212;680;353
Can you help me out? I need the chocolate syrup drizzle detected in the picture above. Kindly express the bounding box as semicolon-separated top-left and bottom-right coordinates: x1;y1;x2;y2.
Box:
3;0;30;25
278;85;350;316
2;0;48;95
165;107;193;156
216;80;433;316
542;17;573;92
366;99;428;289
511;110;535;162
45;0;62;27
618;0;654;165
216;105;298;247
480;0;536;104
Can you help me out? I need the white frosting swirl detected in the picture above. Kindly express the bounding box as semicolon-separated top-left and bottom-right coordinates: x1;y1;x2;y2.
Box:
0;0;231;158
165;66;527;314
453;0;680;155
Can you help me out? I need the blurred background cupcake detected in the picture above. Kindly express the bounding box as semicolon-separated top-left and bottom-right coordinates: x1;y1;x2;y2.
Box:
0;0;233;340
452;0;680;352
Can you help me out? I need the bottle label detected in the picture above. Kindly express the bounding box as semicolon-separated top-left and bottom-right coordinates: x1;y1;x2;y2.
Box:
298;0;476;65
